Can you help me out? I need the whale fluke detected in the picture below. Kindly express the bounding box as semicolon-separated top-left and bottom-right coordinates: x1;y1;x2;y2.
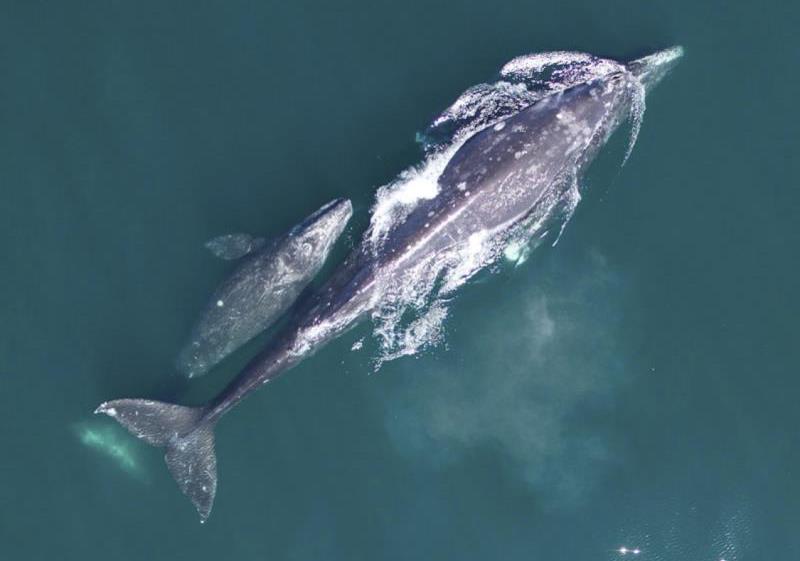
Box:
95;399;217;521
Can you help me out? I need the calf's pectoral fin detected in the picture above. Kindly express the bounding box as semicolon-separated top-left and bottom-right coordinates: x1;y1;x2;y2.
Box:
205;233;266;260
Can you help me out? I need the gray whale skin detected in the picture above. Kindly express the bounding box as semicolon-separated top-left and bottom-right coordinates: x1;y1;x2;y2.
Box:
96;47;682;521
176;198;353;378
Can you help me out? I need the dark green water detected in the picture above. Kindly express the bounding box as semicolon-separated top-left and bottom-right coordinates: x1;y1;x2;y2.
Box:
1;1;798;559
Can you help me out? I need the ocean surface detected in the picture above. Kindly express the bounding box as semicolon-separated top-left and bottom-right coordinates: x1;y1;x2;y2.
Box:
1;1;798;559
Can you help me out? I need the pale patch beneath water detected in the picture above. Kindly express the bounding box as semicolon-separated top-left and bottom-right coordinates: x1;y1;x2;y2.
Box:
74;421;146;479
378;250;632;504
503;239;530;265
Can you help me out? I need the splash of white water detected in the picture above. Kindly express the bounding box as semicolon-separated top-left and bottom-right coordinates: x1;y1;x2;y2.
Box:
623;78;647;166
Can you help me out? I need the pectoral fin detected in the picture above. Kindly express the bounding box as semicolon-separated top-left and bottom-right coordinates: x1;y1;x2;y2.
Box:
205;233;266;260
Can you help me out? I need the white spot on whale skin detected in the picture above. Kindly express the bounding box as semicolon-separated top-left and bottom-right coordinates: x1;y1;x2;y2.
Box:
493;121;506;131
105;408;117;417
216;300;224;307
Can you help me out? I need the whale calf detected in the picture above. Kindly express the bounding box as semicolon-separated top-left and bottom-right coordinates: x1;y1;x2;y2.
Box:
177;198;353;378
96;47;683;520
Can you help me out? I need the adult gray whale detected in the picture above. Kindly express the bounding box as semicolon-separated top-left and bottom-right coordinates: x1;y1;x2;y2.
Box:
176;198;353;378
96;47;683;521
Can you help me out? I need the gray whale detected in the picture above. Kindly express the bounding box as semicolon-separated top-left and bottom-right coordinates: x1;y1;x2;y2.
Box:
96;47;683;521
176;198;352;378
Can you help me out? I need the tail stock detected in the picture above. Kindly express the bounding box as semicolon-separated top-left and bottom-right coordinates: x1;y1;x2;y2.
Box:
95;399;217;522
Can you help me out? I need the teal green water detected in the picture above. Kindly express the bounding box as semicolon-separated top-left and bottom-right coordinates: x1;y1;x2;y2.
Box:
1;1;798;559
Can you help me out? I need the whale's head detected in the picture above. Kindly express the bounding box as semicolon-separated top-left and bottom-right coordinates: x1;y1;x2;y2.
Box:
626;46;684;93
559;46;683;169
289;198;353;266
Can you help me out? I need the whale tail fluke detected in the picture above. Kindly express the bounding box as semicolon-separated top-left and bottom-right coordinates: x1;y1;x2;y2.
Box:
95;399;217;522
